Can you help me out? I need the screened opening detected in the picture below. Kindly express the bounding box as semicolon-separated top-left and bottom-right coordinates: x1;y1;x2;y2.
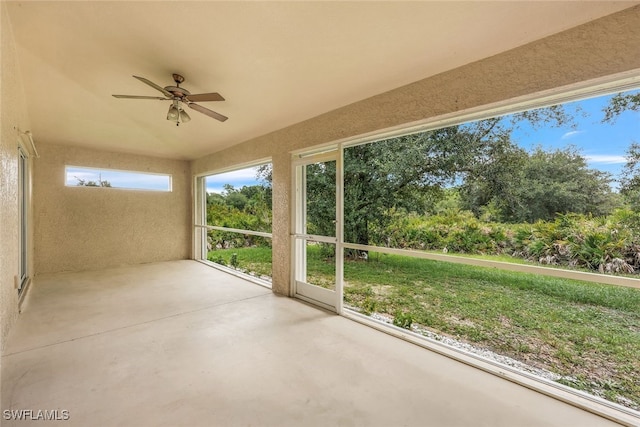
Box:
65;166;171;191
197;163;273;284
335;88;640;411
342;89;640;278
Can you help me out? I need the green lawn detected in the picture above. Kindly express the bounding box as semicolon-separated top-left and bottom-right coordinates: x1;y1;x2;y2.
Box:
209;245;640;410
208;246;273;279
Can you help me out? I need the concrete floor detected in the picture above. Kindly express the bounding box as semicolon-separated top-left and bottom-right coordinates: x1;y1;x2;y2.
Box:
1;260;622;426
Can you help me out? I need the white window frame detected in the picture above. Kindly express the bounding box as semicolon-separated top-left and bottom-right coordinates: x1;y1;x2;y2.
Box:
18;146;29;296
65;166;172;192
193;159;273;288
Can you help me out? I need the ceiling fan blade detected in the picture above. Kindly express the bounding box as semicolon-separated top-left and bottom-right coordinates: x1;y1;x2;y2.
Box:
185;92;225;102
112;94;168;100
188;103;228;122
133;75;173;98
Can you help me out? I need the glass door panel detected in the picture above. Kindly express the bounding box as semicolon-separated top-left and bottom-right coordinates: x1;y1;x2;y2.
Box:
293;154;339;311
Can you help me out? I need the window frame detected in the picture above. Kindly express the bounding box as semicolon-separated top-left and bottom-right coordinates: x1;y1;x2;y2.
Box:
64;165;173;192
193;159;273;288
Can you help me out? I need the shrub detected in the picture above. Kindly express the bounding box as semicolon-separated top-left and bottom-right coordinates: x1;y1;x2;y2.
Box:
364;208;640;275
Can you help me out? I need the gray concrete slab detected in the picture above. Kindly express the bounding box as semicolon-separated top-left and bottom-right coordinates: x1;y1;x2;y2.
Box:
2;261;621;426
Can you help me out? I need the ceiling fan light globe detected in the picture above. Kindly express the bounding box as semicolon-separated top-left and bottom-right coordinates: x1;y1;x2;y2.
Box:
179;110;191;123
167;105;180;122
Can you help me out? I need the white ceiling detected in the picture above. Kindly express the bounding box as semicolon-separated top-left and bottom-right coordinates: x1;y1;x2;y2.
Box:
6;1;637;160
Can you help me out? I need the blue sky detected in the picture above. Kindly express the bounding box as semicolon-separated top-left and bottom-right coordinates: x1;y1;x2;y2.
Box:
205;168;265;194
509;89;639;178
65;166;171;191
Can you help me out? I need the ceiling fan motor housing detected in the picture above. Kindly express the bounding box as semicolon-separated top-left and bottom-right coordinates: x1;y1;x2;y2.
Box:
166;74;189;98
165;86;191;99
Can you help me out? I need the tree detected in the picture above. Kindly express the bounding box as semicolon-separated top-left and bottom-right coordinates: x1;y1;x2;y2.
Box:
343;133;456;247
620;142;640;208
602;92;640;123
260;103;616;247
222;184;249;211
206;183;272;235
601;90;640;207
75;174;111;187
516;147;615;222
461;146;616;222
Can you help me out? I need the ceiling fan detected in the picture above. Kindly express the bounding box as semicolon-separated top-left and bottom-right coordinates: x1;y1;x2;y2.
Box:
113;74;227;126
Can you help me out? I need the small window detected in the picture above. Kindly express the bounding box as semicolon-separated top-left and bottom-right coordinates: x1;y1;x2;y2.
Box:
65;166;171;191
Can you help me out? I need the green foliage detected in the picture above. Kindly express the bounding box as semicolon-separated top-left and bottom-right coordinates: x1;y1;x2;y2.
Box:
620;142;640;209
602;91;640;123
460;146;615;223
206;181;273;251
207;253;226;266
207;246;273;279
230;253;239;268
365;207;640;275
75;175;112;187
371;208;508;255
305;161;337;237
393;311;414;329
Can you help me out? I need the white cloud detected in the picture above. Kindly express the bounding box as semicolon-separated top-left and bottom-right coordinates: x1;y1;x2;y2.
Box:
205;185;225;194
585;155;627;164
561;130;585;140
208;167;261;182
65;168;170;190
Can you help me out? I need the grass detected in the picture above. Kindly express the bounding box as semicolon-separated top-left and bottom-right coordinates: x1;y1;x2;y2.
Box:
207;246;273;279
209;245;640;410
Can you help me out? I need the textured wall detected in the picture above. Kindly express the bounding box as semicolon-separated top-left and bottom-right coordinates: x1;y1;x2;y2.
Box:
191;6;640;295
1;2;33;352
33;143;191;274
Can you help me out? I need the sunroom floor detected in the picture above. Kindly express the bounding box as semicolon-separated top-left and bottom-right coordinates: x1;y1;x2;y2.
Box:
1;260;621;426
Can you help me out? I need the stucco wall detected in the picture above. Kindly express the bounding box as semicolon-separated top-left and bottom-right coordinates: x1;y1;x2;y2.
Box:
33;143;191;274
191;6;640;296
1;2;33;352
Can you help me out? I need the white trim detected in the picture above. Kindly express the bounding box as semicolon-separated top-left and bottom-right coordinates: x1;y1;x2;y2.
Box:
295;293;337;313
195;224;272;239
292;152;341;309
291;149;338;166
192;159;274;271
293;234;337;244
65;165;172;191
196;259;272;290
193;176;207;260
21;131;39;158
17;146;29;294
336;142;345;314
193;157;272;179
295;280;336;310
17;129;39;159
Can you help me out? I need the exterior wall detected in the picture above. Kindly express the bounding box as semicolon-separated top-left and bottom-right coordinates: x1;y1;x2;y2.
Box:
191;6;640;296
33;143;191;274
1;2;33;351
